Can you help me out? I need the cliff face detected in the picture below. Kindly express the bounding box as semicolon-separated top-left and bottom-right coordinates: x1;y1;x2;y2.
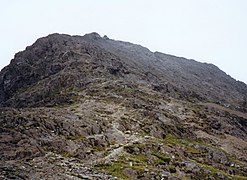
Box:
0;33;247;179
1;33;246;109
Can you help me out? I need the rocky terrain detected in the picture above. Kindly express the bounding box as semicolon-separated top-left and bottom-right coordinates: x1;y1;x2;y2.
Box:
0;32;247;179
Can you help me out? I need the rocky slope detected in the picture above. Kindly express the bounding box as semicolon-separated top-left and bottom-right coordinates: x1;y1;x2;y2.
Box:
0;33;247;179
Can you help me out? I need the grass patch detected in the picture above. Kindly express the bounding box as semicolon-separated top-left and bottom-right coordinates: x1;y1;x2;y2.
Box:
124;143;146;153
95;162;129;180
152;153;171;164
123;154;148;164
232;175;247;180
95;153;148;179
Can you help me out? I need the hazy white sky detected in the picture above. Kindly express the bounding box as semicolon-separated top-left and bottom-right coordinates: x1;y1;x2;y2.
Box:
0;0;246;83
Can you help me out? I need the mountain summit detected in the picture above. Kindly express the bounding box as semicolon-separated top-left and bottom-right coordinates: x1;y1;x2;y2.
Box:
1;33;246;109
0;33;247;179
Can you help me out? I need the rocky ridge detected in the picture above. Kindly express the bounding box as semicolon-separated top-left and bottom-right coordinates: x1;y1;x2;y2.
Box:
0;33;247;179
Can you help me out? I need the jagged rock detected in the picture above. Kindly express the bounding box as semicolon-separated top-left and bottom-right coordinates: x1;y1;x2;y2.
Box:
0;33;247;179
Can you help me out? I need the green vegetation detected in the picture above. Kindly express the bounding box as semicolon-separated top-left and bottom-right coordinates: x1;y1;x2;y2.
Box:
233;175;247;180
90;146;106;152
162;134;201;150
95;153;149;179
95;162;129;180
123;154;148;164
168;165;176;173
152;153;171;164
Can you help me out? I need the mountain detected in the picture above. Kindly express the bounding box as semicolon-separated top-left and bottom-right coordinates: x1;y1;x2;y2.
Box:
0;33;247;179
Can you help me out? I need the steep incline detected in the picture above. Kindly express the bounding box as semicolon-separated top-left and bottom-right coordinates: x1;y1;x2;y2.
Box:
95;36;247;108
0;33;247;179
0;32;246;109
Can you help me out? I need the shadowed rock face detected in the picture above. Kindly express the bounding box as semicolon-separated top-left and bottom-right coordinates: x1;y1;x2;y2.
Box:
0;33;247;179
0;32;246;109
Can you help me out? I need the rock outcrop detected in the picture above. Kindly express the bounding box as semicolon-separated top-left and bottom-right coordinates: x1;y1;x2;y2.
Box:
0;33;246;179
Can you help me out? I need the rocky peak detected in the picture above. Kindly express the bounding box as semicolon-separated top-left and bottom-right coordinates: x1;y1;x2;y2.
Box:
0;33;247;179
83;32;102;40
0;33;247;110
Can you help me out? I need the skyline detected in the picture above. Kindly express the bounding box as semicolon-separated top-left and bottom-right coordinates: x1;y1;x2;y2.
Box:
0;0;246;83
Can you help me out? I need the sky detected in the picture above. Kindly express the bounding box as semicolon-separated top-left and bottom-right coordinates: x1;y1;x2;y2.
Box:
0;0;246;83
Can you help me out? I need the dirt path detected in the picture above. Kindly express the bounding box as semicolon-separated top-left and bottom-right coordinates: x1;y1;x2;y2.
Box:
103;136;145;163
91;135;150;165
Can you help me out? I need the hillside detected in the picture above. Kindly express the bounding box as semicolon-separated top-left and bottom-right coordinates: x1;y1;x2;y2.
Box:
0;33;247;179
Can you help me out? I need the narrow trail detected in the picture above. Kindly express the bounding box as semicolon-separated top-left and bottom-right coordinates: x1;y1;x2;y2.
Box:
103;136;145;163
94;107;151;164
90;135;151;165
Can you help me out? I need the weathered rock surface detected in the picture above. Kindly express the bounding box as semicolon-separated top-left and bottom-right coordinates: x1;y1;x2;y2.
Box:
0;33;247;110
0;33;247;179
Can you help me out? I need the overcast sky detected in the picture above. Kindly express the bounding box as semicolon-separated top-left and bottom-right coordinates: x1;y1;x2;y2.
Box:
0;0;246;83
